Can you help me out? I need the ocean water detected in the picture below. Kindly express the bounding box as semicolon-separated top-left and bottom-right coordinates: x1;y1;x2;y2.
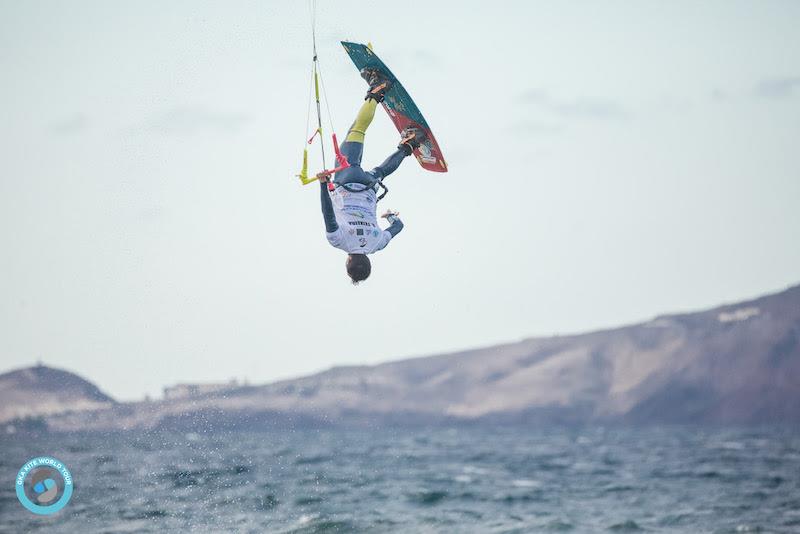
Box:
1;425;798;533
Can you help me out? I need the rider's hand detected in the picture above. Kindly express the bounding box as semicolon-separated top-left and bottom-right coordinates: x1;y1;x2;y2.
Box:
316;172;330;183
381;210;400;224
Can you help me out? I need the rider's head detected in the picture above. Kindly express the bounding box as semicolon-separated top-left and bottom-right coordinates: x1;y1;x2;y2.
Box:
346;254;371;285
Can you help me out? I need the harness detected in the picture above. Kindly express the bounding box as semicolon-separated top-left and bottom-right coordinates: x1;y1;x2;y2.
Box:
337;177;389;202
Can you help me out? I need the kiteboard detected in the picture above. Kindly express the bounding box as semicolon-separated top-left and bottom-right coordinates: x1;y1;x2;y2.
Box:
341;41;448;173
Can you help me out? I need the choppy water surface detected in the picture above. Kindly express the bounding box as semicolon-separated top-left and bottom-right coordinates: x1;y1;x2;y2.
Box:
1;426;798;533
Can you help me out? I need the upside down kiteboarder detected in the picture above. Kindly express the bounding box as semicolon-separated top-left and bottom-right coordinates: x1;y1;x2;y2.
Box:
296;39;447;285
317;69;423;284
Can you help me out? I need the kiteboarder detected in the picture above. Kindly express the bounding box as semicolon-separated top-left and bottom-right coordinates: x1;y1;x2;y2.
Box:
317;69;423;284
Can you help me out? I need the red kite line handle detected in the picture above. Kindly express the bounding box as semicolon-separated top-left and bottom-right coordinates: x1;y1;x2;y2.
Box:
317;133;350;190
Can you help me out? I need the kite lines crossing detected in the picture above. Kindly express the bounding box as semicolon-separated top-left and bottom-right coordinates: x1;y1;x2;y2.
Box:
296;0;349;186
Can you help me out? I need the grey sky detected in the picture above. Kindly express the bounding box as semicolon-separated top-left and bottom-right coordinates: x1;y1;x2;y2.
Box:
1;0;798;400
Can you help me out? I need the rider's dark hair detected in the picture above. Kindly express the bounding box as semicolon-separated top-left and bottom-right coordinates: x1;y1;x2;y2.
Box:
346;254;371;285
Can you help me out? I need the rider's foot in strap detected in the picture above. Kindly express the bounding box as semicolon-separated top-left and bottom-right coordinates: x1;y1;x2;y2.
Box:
398;126;426;155
360;68;391;102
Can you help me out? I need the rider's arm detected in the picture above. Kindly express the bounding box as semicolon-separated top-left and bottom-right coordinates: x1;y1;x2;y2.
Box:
373;211;403;252
383;211;403;237
385;215;403;237
319;179;338;233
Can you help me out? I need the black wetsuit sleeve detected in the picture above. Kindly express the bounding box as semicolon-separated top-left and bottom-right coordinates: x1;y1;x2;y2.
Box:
320;181;338;233
386;218;403;237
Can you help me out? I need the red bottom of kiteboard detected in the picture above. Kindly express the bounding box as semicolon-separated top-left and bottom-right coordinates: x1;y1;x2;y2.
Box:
342;41;448;173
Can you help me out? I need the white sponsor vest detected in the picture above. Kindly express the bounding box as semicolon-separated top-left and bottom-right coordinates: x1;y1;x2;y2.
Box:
325;186;392;254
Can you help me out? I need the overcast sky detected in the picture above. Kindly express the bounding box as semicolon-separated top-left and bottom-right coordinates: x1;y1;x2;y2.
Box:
2;1;799;400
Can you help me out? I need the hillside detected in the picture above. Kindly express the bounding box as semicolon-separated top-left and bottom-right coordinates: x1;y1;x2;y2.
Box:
3;284;799;431
0;364;115;423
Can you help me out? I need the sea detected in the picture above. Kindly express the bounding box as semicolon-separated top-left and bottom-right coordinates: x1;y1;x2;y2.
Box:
1;425;798;533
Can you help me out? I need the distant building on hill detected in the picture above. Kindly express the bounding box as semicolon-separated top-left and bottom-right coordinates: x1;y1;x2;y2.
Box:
163;379;239;400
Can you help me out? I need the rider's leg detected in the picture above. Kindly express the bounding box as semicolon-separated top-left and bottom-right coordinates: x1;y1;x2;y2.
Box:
336;99;379;187
345;99;377;145
340;99;378;168
335;68;391;187
370;148;407;180
369;125;424;179
369;147;408;181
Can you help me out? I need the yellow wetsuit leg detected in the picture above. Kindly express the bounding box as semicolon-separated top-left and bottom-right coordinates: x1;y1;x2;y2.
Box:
345;99;378;144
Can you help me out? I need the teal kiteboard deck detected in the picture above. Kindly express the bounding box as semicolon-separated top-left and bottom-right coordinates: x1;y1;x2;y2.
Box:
341;41;448;173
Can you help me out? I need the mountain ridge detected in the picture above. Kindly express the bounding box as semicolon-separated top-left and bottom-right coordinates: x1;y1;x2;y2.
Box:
2;283;799;431
0;364;115;425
